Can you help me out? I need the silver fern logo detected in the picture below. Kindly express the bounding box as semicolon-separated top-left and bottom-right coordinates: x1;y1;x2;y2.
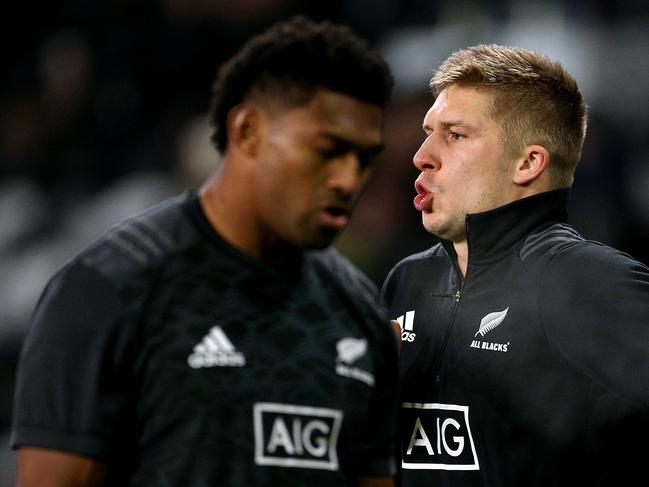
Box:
335;338;374;387
336;337;367;364
475;308;509;337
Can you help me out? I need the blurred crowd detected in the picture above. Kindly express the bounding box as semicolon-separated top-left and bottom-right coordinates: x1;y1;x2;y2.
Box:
2;1;649;484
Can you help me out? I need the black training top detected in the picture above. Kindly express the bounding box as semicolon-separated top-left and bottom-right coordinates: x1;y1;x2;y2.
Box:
12;192;398;486
382;189;649;486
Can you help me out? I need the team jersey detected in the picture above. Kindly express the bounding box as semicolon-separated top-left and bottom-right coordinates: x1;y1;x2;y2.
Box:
12;192;398;486
382;189;649;486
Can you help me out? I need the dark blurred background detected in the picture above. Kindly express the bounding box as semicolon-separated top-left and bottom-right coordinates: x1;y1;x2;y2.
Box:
1;0;649;482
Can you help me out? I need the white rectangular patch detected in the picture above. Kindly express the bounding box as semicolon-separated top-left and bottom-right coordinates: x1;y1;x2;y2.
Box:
253;402;343;471
401;402;479;471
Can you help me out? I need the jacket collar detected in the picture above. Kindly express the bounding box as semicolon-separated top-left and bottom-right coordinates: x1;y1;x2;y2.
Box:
440;188;570;265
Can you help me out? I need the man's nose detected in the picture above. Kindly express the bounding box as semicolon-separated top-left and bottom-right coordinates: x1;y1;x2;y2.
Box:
327;154;367;195
413;136;441;172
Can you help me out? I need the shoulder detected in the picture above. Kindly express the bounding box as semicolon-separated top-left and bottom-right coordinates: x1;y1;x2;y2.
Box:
545;241;649;303
381;243;450;308
77;193;200;282
529;224;649;352
382;243;446;290
520;222;649;286
308;247;380;300
35;258;122;322
308;249;400;358
388;243;444;272
529;228;649;407
23;256;128;368
519;222;585;268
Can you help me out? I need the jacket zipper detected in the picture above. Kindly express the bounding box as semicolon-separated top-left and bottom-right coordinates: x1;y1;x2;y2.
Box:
433;288;462;382
433;218;471;383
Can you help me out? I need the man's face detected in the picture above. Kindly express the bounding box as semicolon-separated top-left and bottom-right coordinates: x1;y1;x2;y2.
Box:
252;88;384;249
413;84;519;243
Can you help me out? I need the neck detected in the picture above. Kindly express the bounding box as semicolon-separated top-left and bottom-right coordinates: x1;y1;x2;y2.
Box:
198;161;264;258
453;240;468;279
447;188;570;279
198;161;301;262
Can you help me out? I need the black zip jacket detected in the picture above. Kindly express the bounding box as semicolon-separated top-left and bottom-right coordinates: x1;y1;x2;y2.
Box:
382;189;649;486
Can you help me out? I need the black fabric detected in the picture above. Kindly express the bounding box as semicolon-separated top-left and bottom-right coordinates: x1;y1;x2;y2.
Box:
382;189;649;486
12;192;398;486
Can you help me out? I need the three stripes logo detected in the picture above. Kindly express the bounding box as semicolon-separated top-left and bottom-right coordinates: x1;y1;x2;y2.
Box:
395;310;417;343
188;325;246;368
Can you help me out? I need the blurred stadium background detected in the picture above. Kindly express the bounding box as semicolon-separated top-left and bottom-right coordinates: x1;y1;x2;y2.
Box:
1;0;648;483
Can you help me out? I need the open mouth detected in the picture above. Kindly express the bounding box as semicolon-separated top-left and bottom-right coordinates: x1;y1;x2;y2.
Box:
321;205;351;228
325;206;349;217
413;181;433;212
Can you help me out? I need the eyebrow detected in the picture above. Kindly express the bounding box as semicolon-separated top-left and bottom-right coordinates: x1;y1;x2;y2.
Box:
422;120;476;132
319;132;384;154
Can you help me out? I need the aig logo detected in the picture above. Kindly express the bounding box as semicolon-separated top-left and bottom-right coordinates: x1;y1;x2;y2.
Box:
401;402;480;471
253;403;343;471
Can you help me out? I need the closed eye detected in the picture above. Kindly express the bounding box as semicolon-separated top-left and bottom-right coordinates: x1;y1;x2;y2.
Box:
317;142;382;169
358;146;383;169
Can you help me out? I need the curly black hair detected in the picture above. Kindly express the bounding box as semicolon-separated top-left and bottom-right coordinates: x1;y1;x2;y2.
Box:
209;16;393;154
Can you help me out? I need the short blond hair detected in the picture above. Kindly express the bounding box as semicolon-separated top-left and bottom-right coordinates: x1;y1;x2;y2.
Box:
430;44;587;187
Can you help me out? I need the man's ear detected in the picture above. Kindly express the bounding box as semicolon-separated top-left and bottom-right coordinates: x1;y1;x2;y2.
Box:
513;144;550;185
226;104;263;157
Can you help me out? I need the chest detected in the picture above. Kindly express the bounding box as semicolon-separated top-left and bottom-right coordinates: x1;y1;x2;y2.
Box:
390;259;556;393
125;264;379;469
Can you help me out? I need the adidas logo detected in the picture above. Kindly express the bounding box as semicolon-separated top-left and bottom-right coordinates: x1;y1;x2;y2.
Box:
395;310;417;343
188;326;246;368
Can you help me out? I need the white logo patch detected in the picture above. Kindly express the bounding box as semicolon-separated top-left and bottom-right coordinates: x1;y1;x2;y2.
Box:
475;308;509;337
335;338;374;387
469;308;511;353
401;402;479;471
253;403;343;471
395;310;417;342
336;337;367;363
187;326;246;368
